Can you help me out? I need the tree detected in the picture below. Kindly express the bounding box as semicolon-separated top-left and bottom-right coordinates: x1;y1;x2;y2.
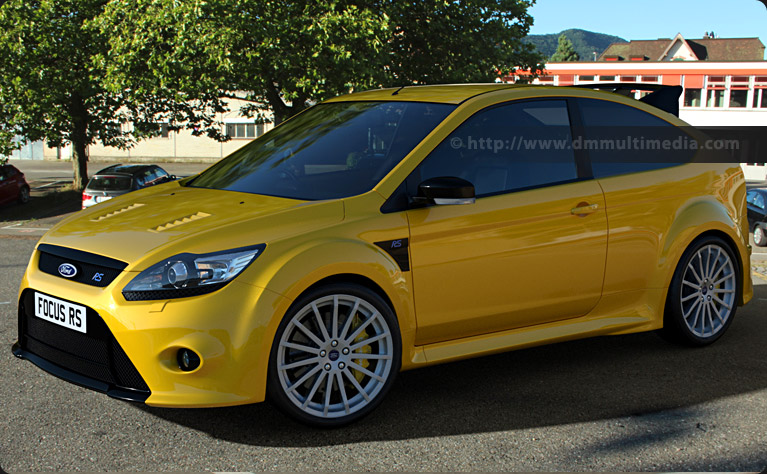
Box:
550;34;580;62
383;0;543;85
96;0;389;125
98;0;545;125
0;0;224;188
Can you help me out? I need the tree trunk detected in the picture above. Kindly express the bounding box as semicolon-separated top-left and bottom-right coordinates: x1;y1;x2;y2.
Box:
69;93;89;191
72;135;88;191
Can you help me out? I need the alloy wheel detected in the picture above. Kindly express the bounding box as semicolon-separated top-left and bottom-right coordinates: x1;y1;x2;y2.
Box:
275;294;395;419
679;244;737;338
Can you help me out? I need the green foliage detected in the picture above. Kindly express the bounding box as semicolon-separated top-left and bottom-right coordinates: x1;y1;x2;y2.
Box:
0;0;217;188
384;0;543;85
550;34;580;62
98;0;545;123
525;28;626;61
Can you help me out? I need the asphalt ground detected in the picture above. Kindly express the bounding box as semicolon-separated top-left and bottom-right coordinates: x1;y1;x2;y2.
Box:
0;235;766;471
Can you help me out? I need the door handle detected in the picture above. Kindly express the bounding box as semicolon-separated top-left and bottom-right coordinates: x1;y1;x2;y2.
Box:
571;203;599;217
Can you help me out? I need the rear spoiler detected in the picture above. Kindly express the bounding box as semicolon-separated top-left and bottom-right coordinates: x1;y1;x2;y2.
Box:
571;83;683;117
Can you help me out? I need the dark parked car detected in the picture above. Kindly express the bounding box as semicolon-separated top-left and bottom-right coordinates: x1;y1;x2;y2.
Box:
746;188;767;246
0;163;30;207
83;164;175;209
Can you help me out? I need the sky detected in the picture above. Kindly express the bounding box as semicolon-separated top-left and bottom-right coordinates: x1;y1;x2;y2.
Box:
528;0;767;45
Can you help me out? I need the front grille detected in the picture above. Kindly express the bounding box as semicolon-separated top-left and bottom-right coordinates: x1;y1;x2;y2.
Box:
18;289;150;394
37;243;127;288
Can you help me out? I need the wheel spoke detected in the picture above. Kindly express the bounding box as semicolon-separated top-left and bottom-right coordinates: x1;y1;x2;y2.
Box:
686;262;702;284
350;353;392;360
345;312;379;343
711;303;725;324
348;361;385;382
713;288;735;294
311;303;331;343
713;295;732;310
350;332;388;351
301;371;326;409
688;300;702;328
343;369;370;401
287;365;322;393
281;341;320;355
279;357;320;371
682;280;700;289
323;371;333;416
683;298;701;320
336;372;350;414
681;292;699;302
331;296;339;339
339;298;360;340
704;246;712;279
293;319;325;348
713;274;734;286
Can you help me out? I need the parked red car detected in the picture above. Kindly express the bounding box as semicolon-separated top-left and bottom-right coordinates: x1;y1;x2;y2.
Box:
0;164;30;207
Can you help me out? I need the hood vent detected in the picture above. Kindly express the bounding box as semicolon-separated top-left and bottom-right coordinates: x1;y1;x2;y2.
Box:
91;203;145;222
150;212;211;233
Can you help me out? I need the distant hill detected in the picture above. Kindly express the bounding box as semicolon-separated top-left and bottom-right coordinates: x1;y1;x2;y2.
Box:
525;29;627;61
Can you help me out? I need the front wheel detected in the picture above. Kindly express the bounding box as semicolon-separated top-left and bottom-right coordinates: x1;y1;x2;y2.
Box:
267;283;401;427
754;225;767;247
662;236;740;346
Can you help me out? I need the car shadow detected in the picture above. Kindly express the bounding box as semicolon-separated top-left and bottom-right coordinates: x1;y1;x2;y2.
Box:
136;284;767;447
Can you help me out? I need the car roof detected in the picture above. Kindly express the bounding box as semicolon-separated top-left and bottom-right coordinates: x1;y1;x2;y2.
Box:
93;164;156;176
324;84;526;104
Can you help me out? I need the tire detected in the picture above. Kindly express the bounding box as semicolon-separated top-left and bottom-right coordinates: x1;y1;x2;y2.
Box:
662;236;740;346
267;283;401;427
18;186;30;204
754;225;767;247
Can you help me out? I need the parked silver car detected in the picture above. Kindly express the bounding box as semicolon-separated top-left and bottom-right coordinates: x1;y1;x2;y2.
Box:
82;164;176;209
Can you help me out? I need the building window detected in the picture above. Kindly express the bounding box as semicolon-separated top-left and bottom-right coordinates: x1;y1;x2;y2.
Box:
537;75;555;83
152;122;170;139
707;90;725;107
706;76;726;108
620;76;637;82
641;75;659;82
599;75;616;82
684;89;702;107
226;122;264;139
578;75;595;82
729;89;749;108
755;77;767;109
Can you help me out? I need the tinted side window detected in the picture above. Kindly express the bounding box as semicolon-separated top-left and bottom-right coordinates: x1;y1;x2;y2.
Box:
578;99;691;179
411;100;578;197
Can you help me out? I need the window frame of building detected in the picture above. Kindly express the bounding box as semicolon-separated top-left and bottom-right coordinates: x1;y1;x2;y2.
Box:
705;75;727;108
225;122;262;140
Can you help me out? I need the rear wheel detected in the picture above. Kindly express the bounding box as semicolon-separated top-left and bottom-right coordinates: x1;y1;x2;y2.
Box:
267;283;401;427
18;185;29;204
754;225;767;247
662;236;740;346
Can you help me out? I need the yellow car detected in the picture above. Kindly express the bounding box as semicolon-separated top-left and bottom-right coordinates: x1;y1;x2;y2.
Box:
13;84;752;427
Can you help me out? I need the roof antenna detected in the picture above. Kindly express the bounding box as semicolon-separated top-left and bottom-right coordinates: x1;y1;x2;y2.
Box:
392;85;407;96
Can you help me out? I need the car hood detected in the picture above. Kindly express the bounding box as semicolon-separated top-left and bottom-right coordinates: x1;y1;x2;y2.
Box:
40;182;344;268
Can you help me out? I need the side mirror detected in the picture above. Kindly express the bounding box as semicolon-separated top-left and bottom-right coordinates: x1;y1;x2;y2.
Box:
417;177;475;206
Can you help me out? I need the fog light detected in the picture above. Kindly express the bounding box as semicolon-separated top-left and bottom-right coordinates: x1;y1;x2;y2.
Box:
177;349;201;371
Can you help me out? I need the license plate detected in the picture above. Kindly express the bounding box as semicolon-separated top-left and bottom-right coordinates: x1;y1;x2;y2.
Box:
34;292;87;334
95;196;113;204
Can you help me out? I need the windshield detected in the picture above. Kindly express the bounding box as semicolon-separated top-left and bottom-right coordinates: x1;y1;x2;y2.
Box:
87;175;132;191
186;101;455;200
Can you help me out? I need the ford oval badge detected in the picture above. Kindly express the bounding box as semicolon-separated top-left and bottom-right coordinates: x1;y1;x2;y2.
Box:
58;263;78;278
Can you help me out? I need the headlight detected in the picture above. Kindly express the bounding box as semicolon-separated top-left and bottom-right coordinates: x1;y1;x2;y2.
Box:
122;244;265;301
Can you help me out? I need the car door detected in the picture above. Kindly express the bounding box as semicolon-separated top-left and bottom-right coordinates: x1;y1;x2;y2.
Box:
404;99;608;345
0;166;12;205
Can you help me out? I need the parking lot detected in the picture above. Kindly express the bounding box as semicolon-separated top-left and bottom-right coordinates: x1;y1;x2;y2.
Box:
0;233;766;471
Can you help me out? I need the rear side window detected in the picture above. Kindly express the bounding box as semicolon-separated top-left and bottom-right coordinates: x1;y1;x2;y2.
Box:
411;99;579;197
87;175;132;191
577;99;692;179
748;191;766;210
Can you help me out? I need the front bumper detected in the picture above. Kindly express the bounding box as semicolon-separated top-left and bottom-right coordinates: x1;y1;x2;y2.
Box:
14;248;289;407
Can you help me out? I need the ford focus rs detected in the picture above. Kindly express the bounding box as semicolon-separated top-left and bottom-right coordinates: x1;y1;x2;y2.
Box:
13;84;752;427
